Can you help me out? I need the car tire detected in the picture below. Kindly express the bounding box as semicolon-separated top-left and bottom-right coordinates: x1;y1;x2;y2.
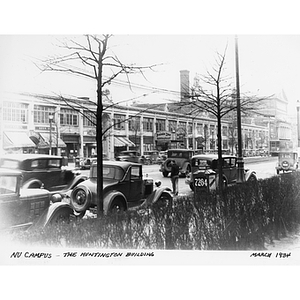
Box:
154;191;172;208
110;198;126;213
49;207;73;225
189;182;194;191
164;160;172;172
248;175;257;182
70;186;91;213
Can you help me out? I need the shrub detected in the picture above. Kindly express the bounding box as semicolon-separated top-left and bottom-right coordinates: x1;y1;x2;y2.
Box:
11;173;300;250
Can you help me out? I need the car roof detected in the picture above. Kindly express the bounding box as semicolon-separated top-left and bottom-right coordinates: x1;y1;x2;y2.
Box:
192;154;236;160
0;154;62;161
0;168;22;176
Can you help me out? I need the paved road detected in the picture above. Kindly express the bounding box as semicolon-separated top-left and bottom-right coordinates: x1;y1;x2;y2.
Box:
75;156;278;196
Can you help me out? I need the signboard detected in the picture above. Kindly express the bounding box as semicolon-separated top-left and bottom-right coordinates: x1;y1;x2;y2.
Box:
156;131;171;140
176;127;186;140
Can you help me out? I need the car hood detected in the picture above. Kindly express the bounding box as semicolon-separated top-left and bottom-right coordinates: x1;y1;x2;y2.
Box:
103;178;119;188
116;155;129;160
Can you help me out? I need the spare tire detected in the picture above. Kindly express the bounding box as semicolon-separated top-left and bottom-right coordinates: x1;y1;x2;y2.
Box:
164;159;173;172
70;185;91;212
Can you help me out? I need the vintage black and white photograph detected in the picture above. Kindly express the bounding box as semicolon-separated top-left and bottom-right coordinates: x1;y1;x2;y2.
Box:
1;1;300;299
1;32;300;260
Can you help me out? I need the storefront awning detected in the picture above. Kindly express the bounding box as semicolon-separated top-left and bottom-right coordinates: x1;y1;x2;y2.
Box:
39;133;67;148
3;132;36;149
114;137;136;147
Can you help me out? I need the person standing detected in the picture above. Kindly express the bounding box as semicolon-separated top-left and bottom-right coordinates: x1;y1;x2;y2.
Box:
170;160;179;195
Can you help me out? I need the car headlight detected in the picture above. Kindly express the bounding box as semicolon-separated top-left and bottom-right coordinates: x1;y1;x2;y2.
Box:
51;193;62;203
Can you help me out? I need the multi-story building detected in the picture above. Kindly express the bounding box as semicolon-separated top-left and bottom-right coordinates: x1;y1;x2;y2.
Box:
0;91;270;159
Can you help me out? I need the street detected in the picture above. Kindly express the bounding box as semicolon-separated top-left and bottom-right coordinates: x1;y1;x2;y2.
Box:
77;156;279;196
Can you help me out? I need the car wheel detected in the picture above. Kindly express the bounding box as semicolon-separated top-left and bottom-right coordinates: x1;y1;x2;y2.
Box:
189;182;194;191
164;160;172;172
110;198;126;213
154;192;172;208
70;186;91;212
248;175;257;182
49;207;73;225
162;171;169;177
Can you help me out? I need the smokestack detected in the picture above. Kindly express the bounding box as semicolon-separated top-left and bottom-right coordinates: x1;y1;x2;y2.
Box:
180;70;190;101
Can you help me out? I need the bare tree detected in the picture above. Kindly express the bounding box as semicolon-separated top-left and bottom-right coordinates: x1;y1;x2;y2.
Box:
38;34;158;217
179;48;269;194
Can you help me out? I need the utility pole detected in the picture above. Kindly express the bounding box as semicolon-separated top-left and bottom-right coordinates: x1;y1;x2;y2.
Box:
235;36;245;183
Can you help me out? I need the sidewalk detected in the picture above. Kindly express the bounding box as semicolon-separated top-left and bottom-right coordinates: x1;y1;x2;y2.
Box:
265;231;300;251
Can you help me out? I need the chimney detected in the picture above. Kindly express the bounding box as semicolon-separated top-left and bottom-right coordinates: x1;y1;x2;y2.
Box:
180;70;190;101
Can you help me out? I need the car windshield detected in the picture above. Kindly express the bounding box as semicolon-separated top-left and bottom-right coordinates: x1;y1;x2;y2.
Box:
91;165;124;180
0;159;19;169
0;175;17;195
192;158;212;168
168;151;191;159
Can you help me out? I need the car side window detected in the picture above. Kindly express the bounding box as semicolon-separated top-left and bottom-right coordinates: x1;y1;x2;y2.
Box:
230;158;236;167
131;166;140;180
31;160;47;170
223;158;230;168
48;159;61;168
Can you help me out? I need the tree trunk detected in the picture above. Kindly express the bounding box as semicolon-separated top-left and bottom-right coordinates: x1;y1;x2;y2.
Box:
97;48;104;217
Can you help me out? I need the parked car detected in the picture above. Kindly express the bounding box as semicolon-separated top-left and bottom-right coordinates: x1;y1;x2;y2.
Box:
157;151;167;164
185;154;257;190
69;161;173;214
79;156;97;169
0;168;74;230
115;150;141;163
276;152;298;174
141;150;159;164
159;149;195;177
0;154;87;200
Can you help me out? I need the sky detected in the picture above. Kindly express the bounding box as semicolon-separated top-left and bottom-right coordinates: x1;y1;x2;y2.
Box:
1;34;300;116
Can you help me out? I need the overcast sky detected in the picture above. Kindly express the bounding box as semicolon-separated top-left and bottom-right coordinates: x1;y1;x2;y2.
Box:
1;34;300;115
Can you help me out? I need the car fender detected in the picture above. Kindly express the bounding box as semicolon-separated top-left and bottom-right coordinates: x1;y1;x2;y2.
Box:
103;190;128;214
181;161;191;173
141;186;173;208
22;178;44;189
31;202;74;228
245;170;257;181
68;174;88;190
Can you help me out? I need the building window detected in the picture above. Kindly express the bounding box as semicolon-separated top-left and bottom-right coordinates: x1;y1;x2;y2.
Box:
156;119;166;132
128;116;140;131
60;109;78;126
33;105;55;124
113;114;125;130
197;123;203;135
83;110;96;127
143;117;153;132
187;123;193;134
222;126;228;137
168;120;177;132
3;102;28;123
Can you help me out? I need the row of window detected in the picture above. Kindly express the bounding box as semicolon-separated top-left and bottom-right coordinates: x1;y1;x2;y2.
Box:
2;102;267;138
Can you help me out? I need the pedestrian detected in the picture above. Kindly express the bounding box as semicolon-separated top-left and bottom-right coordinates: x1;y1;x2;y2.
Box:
170;160;179;195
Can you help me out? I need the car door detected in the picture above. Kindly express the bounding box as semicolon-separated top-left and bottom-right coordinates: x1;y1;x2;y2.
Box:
228;157;237;183
128;165;143;204
45;158;65;190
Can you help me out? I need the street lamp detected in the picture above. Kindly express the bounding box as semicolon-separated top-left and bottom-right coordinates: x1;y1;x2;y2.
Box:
49;113;54;155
